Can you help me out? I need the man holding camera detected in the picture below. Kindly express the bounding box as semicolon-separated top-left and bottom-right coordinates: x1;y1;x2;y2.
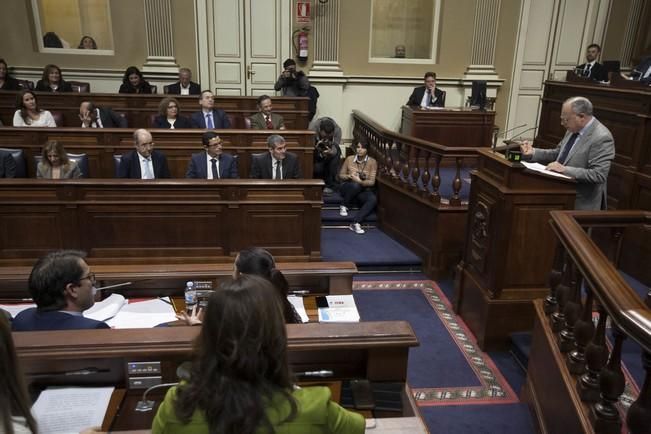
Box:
274;58;310;97
310;117;342;194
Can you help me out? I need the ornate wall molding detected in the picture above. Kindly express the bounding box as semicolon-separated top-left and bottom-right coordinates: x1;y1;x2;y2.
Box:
143;0;179;73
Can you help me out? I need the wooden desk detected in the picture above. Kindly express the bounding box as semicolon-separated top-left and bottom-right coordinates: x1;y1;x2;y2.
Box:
0;261;357;298
0;127;316;179
400;105;495;147
0;92;310;130
0;180;323;264
13;321;420;431
453;149;576;349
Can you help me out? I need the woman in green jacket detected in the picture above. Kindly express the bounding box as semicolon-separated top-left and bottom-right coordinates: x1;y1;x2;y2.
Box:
152;274;365;434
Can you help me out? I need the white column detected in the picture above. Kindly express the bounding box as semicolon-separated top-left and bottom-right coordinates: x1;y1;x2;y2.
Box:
464;0;501;79
309;0;343;76
620;0;644;70
142;0;179;73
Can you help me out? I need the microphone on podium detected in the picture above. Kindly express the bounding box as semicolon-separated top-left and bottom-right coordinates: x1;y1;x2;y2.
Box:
492;123;527;152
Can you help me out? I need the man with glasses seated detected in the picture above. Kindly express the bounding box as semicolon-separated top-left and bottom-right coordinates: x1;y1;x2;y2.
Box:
12;250;109;331
118;128;171;179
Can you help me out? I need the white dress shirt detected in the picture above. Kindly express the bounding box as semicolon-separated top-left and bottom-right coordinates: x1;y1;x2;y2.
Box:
271;156;282;180
180;85;190;95
13;110;57;127
420;89;431;108
138;154;155;179
206;152;220;179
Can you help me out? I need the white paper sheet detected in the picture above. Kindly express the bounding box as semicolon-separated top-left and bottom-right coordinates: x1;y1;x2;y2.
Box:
83;293;126;321
521;161;572;179
0;303;36;318
31;386;114;434
287;295;309;323
105;297;176;329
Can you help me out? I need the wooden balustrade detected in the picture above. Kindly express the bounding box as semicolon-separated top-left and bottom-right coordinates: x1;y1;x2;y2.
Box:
350;110;477;278
524;210;651;434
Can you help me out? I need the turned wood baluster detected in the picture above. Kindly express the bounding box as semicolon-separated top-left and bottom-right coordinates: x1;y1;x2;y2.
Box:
551;258;574;333
430;154;442;204
400;144;411;186
560;265;582;352
568;288;594;374
590;329;626;434
421;153;431;197
392;142;402;181
578;304;609;402
545;245;565;315
409;148;420;191
450;157;463;206
626;350;651;434
385;141;396;178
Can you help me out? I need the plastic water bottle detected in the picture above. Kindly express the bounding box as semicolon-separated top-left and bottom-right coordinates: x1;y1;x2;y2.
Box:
184;281;196;314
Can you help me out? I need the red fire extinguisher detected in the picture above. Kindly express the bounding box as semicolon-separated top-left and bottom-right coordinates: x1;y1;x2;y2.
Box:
294;29;309;62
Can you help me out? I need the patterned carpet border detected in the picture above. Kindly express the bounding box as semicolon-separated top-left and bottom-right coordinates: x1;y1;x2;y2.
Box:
353;280;519;407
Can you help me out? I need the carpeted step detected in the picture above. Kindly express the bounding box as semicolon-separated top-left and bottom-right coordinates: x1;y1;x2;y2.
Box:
509;332;532;371
321;227;421;270
321;208;377;224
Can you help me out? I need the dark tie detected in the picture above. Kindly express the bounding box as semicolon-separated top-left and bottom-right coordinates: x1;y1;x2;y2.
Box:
586;64;592;76
265;116;274;129
274;160;282;180
558;133;579;164
206;113;214;129
211;157;219;179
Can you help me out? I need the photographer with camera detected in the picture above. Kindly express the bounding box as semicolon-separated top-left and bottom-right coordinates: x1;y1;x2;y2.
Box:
310;117;342;194
274;58;310;96
338;136;377;235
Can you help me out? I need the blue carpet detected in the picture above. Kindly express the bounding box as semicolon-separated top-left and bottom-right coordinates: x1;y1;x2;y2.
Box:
321;227;421;267
321;208;377;224
437;278;455;301
619;270;649;301
488;350;527;394
402;167;473;202
354;289;480;388
420;403;535;434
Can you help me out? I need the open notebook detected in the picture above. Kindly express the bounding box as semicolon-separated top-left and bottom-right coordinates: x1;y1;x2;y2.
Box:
83;294;177;328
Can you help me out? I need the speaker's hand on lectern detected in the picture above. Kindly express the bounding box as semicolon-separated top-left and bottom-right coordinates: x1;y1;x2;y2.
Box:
546;162;565;173
520;140;534;156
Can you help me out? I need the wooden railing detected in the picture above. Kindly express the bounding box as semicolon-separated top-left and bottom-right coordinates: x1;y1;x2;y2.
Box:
544;210;650;433
351;110;479;278
352;110;477;206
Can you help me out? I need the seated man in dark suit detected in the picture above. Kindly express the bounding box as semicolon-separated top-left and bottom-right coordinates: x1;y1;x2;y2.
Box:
0;150;16;178
407;71;444;108
12;250;109;331
79;101;128;128
166;68;201;95
118;129;171;179
250;134;301;179
190;90;231;129
249;95;285;130
186;131;238;179
575;44;608;82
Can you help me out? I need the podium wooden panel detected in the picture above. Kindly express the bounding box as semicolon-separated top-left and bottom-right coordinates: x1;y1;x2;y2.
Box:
453;149;576;349
400;105;495;147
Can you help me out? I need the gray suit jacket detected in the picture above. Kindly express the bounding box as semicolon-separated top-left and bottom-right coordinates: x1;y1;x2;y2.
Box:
530;118;615;210
37;160;82;179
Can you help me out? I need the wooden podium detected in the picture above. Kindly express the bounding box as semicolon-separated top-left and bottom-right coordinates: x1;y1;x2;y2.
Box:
400;105;495;146
453;149;576;350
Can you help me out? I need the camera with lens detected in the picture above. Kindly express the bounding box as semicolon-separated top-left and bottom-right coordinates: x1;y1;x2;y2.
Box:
358;172;367;181
316;139;333;158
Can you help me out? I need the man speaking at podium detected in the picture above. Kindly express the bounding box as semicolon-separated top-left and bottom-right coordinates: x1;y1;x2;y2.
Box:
520;96;615;210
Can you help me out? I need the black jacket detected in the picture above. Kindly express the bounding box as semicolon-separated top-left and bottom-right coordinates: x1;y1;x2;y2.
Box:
576;62;608;82
35;79;73;92
407;86;445;107
165;81;201;95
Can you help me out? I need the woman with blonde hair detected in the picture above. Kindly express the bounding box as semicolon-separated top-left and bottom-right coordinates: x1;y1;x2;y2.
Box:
37;141;82;179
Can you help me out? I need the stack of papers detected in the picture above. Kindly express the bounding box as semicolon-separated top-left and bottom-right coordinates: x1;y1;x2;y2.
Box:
31;386;114;434
521;161;572;179
84;295;177;329
318;295;360;323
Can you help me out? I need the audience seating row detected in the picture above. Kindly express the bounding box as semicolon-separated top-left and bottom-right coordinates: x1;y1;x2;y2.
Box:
0;128;315;178
0;91;310;129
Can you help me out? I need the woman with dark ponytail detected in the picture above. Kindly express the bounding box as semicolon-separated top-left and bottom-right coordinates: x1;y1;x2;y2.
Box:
234;247;303;324
152;275;364;433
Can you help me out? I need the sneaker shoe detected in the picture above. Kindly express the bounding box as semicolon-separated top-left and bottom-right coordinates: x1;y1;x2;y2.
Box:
323;187;334;195
339;205;348;216
349;223;365;234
